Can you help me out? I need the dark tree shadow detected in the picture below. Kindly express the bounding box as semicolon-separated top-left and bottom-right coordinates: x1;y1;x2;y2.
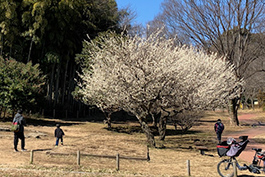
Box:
25;117;81;127
1;116;81;127
107;124;202;137
165;129;201;136
198;119;216;123
106;125;143;134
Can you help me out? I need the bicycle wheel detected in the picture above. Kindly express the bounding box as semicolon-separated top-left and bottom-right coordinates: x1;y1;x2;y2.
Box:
217;159;234;177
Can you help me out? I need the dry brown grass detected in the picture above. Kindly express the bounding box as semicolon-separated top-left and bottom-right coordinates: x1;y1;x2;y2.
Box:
1;109;265;176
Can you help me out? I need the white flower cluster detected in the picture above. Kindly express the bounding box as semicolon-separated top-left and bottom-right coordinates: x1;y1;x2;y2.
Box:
78;31;244;120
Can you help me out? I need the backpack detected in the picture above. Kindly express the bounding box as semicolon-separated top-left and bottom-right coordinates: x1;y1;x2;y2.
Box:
10;120;20;132
215;122;224;133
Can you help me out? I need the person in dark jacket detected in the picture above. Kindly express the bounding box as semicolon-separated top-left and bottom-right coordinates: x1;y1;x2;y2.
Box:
54;124;65;147
13;109;26;152
214;119;225;144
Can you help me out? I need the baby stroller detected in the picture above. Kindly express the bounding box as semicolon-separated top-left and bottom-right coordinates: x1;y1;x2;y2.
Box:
218;136;249;157
216;136;250;177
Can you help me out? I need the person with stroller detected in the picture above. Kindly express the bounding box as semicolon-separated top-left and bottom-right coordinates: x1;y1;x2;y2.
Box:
54;124;64;147
214;119;224;144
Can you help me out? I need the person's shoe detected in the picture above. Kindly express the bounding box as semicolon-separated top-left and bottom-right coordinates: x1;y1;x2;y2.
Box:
21;149;27;152
55;145;58;147
61;142;63;145
14;149;19;152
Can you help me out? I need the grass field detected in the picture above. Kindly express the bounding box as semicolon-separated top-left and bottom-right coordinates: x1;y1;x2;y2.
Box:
0;109;265;176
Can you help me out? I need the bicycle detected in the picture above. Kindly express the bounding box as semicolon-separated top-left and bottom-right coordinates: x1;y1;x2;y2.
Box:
249;148;265;173
216;136;265;177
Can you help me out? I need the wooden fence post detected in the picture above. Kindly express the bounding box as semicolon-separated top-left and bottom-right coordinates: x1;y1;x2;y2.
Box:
30;150;34;164
116;153;120;171
147;146;150;161
233;159;237;177
77;151;80;165
187;160;191;176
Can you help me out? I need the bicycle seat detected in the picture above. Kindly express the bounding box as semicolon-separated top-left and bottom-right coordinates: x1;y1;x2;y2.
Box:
252;148;262;152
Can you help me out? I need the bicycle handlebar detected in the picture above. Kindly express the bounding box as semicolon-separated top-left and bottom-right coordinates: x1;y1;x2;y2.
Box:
252;148;262;152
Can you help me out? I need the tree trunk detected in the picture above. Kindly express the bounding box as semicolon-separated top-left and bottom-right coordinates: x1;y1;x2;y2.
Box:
67;63;77;106
0;106;3;118
251;98;254;110
158;110;170;141
151;114;156;128
3;108;6;119
138;118;156;147
48;63;56;105
151;112;160;128
229;98;239;126
0;34;3;56
27;37;33;63
54;62;61;107
158;115;167;141
103;111;112;129
62;57;69;105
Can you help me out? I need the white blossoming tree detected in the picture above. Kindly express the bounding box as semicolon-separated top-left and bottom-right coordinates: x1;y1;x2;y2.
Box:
76;31;243;147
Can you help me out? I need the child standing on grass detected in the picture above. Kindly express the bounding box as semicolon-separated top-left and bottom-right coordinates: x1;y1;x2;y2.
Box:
54;124;64;147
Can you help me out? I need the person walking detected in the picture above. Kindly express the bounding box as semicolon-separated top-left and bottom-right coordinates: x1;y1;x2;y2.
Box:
13;109;26;152
54;124;64;147
214;119;224;144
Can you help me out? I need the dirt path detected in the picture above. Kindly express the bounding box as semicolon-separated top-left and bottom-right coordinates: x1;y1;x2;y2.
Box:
223;113;265;163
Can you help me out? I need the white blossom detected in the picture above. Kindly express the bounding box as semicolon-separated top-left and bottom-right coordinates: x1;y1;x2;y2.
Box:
77;31;243;121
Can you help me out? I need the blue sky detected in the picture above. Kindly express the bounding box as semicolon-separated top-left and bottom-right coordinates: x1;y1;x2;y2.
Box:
115;0;164;26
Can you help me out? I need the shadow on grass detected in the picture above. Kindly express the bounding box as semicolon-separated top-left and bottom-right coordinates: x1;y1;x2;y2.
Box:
106;125;201;136
165;129;201;136
198;119;216;123
0;117;81;127
27;117;82;127
105;125;143;134
34;148;53;152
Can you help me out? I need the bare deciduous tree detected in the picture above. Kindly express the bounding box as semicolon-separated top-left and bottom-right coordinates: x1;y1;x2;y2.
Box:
243;41;265;109
76;30;242;147
169;110;202;132
118;5;146;37
156;0;265;125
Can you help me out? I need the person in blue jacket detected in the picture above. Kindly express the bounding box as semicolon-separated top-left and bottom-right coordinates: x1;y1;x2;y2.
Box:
214;119;224;144
54;124;65;147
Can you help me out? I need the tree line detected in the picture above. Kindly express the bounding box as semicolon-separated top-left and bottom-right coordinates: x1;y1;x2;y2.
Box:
0;0;127;116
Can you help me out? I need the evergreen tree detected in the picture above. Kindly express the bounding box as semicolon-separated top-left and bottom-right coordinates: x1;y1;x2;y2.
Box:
0;56;45;115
